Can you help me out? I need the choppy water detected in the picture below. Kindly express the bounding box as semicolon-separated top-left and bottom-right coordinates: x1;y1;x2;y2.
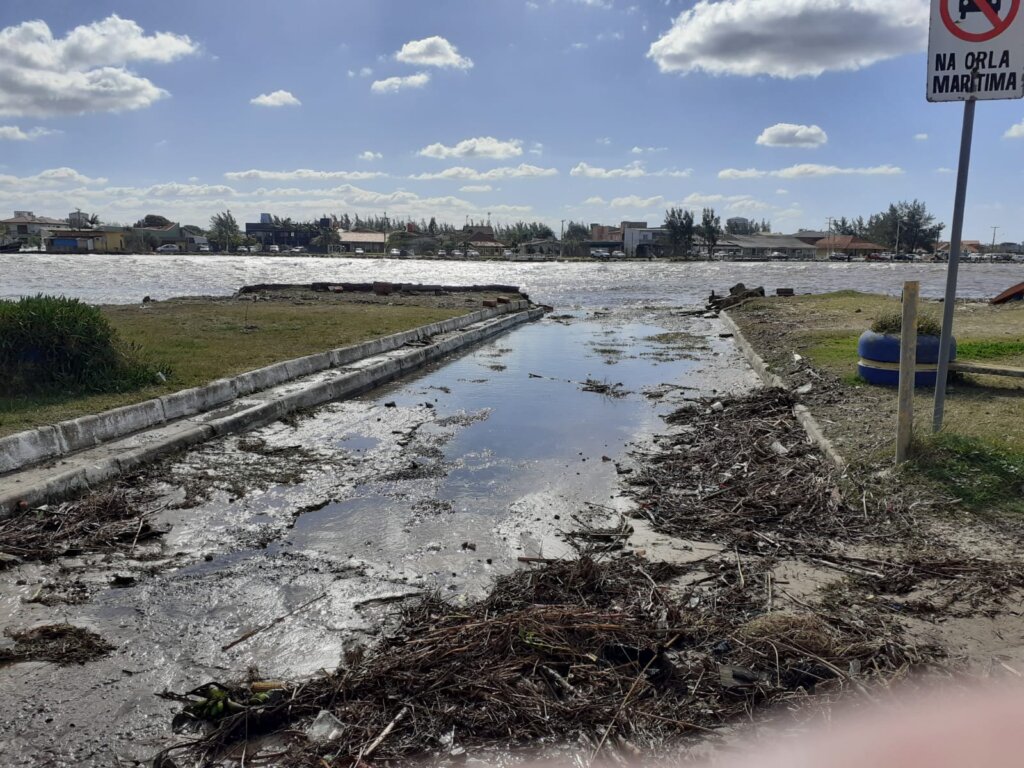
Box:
2;254;1022;306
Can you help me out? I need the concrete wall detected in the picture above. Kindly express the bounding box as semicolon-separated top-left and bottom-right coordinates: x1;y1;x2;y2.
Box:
0;306;543;515
0;300;532;476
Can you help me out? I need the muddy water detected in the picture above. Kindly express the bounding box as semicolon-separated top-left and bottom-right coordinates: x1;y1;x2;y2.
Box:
2;253;1022;306
0;307;760;766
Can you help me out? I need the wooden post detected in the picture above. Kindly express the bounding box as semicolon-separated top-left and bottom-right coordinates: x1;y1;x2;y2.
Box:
896;281;920;464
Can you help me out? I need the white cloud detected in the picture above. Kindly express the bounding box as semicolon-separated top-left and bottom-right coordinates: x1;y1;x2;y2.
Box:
570;161;646;179
0;167;107;188
630;145;667;154
583;196;608;205
1004;119;1024;139
774;163;903;178
573;0;613;8
0;125;58;141
682;192;782;214
459;184;494;192
419;136;524;160
776;188;789;195
653;168;693;178
371;73;430;94
106;182;235;198
756;123;828;148
347;67;373;78
935;167;954;174
570;42;589;50
395;36;473;69
529;142;544;156
250;90;301;107
596;137;611;145
0;15;198;117
718;168;767;179
648;0;928;79
914;133;929;141
719;163;903;179
409;164;558;181
611;194;663;208
358;150;383;161
224;169;387;181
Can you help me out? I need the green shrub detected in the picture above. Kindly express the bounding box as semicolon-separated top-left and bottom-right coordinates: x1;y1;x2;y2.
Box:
871;311;942;337
0;295;160;397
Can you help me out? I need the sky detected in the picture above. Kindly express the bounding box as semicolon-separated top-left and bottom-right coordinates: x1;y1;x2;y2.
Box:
1;0;1023;242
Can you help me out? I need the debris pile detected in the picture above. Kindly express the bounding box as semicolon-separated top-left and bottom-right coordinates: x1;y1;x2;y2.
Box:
1;624;114;665
0;488;162;567
707;283;766;312
159;552;921;766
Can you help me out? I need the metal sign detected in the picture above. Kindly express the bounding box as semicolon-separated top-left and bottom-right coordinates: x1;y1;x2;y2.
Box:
928;0;1024;101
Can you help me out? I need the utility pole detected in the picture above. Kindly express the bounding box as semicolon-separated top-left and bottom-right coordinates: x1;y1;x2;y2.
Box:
991;226;1000;258
560;219;565;259
895;218;902;259
827;217;834;261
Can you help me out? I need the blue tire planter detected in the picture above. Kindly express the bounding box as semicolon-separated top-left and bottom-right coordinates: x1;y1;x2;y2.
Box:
857;330;956;387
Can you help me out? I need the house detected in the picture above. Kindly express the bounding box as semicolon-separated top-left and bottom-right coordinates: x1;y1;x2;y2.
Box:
130;222;188;250
467;239;506;258
814;235;888;258
516;238;560;260
44;227;129;253
937;240;983;254
714;235;818;260
338;231;386;253
1;211;73;242
245;219;315;249
623;224;667;258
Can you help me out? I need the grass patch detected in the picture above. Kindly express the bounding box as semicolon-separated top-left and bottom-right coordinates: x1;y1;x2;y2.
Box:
801;331;859;371
0;299;465;437
911;433;1024;515
956;340;1024;361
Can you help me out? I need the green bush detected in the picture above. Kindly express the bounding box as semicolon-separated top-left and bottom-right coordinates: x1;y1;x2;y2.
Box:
871;311;942;337
0;295;159;397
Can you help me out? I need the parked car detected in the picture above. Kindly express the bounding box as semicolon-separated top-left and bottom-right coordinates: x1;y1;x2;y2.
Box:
503;249;514;258
236;245;250;253
354;247;364;255
769;251;788;260
268;245;280;253
829;252;851;261
467;249;481;258
437;249;447;257
156;243;180;253
611;250;625;258
388;248;401;258
197;244;211;253
452;250;465;258
892;253;912;262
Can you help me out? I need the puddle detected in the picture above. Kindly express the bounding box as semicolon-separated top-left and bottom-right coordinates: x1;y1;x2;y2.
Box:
0;306;761;766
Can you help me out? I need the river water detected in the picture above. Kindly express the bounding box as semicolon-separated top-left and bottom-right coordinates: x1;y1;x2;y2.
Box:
2;254;1022;306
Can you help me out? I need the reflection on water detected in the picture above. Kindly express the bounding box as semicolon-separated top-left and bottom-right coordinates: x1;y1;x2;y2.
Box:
2;253;1021;307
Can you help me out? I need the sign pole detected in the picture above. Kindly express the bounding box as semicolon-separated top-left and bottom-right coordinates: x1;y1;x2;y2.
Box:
933;97;976;433
896;281;920;464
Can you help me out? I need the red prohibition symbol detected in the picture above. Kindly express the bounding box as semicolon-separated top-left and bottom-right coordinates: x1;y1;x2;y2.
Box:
941;0;1020;42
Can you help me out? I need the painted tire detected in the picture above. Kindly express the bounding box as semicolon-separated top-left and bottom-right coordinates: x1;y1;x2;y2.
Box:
857;331;956;387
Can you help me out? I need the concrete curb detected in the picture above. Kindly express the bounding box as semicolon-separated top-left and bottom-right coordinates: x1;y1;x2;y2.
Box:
0;305;544;515
0;300;531;476
720;311;847;472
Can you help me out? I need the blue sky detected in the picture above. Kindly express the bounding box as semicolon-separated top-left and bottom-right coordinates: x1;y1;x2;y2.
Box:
1;0;1023;242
